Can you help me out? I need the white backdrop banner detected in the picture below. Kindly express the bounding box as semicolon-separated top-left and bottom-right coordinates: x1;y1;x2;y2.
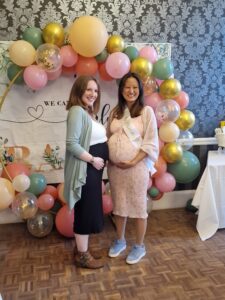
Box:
0;42;171;182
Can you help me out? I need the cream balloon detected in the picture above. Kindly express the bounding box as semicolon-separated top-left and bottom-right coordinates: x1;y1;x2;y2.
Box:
159;121;180;143
9;40;36;67
12;174;30;192
0;178;15;211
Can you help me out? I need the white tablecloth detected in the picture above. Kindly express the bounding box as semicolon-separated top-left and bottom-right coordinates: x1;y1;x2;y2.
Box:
192;150;225;240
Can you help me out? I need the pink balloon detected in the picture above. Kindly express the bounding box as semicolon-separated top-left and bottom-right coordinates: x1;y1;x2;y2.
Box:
46;67;62;80
60;45;78;67
37;193;55;211
55;205;74;237
139;46;158;64
105;52;130;79
23;65;48;90
102;194;113;214
174;91;189;109
154;172;176;193
41;185;58;200
144;92;162;111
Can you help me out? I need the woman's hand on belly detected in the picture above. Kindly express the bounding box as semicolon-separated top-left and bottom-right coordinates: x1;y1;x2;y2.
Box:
115;160;135;169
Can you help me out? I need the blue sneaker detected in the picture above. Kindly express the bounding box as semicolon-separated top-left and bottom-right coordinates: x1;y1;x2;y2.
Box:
126;244;146;264
108;239;126;257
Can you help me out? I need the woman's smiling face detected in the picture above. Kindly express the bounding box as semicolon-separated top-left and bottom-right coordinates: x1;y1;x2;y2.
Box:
122;77;140;106
81;80;99;108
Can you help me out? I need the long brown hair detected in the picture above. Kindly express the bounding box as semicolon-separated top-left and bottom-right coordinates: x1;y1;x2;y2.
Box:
113;72;144;119
66;75;101;115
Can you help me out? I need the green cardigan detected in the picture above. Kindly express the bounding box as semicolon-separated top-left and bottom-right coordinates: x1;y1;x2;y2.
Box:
63;106;92;210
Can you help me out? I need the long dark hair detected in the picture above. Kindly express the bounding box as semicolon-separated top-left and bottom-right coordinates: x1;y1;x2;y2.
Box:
66;75;101;115
113;72;144;119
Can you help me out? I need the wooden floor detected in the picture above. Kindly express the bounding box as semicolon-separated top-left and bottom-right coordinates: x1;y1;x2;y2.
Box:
1;208;225;300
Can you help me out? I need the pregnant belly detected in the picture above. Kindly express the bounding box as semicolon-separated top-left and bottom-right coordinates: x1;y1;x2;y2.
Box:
108;134;138;163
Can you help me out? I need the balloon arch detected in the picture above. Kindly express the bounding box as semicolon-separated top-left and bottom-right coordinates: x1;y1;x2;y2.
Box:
0;15;200;238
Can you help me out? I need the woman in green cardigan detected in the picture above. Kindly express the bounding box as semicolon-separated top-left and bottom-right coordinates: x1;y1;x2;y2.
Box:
64;75;108;269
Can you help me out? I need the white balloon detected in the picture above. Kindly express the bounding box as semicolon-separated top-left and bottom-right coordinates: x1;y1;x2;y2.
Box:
12;174;30;192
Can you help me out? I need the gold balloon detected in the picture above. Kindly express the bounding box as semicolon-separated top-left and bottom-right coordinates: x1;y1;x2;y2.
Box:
159;78;182;99
43;22;65;47
130;57;153;79
175;109;195;130
161;142;183;163
107;35;125;53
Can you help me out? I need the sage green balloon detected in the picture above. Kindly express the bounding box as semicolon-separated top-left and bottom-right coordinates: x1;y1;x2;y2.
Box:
22;27;43;49
167;151;200;184
95;49;108;63
152;57;174;80
7;63;24;84
123;46;139;62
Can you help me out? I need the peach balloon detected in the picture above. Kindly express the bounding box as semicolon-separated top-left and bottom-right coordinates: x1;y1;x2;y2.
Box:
74;56;98;76
174;91;189;109
55;205;74;237
41;185;58;200
9;40;36;67
159;121;180;143
144;92;162;111
57;183;66;204
69;16;108;57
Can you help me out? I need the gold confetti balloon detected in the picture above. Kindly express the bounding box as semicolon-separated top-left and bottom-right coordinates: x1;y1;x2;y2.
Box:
175;109;195;131
130;57;153;79
43;22;65;47
36;43;62;72
159;78;182;99
161;142;183;163
106;35;125;53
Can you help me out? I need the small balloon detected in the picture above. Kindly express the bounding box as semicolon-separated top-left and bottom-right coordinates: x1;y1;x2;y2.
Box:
23;65;48;90
27;173;47;196
36;43;62;72
102;194;113;214
42;22;64;47
0;178;15;211
95;49;109;63
12;174;30;192
159;78;182;99
152;57;174;80
175;110;195;131
155;99;180;123
176;130;194;151
55;205;74;237
9;40;36;67
74;56;98;76
123;46;139;62
11;191;38;219
161;142;183;163
139;46;158;64
107;35;125;53
22;27;43;49
1;162;30;180
37;193;55;211
27;211;54;238
159;122;180;143
7;64;24;84
130;57;153;79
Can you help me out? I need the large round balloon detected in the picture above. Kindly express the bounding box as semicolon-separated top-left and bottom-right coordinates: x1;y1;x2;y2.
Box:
69;16;108;57
167;151;201;184
0;178;15;211
27;211;54;238
55;205;74;238
27;173;47;196
11;191;38;219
